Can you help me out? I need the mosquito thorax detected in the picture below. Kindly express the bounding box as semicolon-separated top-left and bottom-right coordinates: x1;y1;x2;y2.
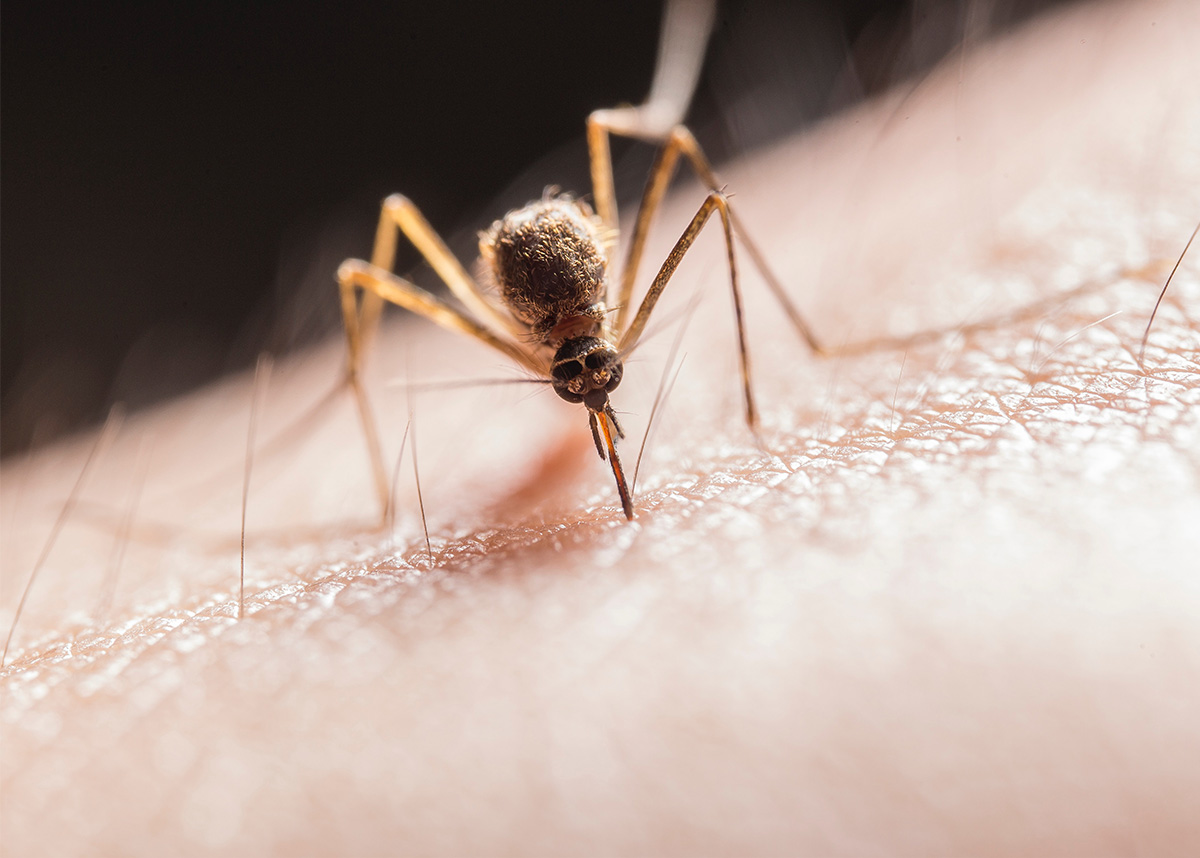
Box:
480;193;610;345
551;336;624;410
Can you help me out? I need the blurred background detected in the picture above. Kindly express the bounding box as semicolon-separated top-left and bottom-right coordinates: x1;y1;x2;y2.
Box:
2;0;1071;456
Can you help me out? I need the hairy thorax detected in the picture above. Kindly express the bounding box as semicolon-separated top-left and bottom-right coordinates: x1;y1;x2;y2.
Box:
480;193;611;346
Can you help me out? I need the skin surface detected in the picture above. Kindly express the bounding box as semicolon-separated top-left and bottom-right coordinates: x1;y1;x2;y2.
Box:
2;0;1199;854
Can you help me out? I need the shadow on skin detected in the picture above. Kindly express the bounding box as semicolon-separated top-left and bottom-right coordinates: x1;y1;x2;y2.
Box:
2;0;1199;853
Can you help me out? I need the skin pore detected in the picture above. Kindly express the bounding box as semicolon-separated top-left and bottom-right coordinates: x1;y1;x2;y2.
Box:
2;0;1198;854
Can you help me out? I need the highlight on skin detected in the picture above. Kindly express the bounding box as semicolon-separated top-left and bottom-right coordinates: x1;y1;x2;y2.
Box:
2;0;1199;854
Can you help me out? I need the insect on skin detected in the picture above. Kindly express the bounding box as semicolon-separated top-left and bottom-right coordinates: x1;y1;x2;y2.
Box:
1;0;827;665
12;0;839;659
335;0;824;522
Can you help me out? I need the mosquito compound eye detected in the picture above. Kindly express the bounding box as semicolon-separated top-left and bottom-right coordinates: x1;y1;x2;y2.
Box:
552;360;583;381
585;351;605;369
604;362;624;392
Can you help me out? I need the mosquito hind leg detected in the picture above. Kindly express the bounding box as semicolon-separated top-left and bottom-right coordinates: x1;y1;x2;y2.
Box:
584;0;716;233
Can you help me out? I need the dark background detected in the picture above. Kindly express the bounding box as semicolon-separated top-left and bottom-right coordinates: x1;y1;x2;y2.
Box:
2;0;1068;455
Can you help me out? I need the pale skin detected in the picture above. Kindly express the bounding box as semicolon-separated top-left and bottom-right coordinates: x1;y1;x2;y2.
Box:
2;0;1199;854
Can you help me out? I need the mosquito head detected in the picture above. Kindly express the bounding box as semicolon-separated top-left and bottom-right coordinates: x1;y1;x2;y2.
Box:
551;336;623;411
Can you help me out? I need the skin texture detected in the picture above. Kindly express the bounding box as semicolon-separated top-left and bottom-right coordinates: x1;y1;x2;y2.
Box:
2;0;1199;854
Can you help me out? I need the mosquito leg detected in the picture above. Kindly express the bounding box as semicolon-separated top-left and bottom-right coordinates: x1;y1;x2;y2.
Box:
587;114;690;328
673;131;815;354
586;0;713;333
339;268;391;519
338;260;545;518
356;194;524;353
618;191;759;431
586;115;619;239
167;197;513;527
585;0;716;236
340;191;536;521
589;115;825;356
338;261;543;373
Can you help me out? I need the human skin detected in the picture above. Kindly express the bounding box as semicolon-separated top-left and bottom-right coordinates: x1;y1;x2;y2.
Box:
2;0;1199;854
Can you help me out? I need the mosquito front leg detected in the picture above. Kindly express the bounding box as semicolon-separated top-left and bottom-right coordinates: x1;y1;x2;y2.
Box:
355;194;524;355
339;190;539;520
617;191;760;431
338;260;543;518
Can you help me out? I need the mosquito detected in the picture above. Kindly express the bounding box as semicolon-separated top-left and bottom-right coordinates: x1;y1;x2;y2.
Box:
336;0;823;522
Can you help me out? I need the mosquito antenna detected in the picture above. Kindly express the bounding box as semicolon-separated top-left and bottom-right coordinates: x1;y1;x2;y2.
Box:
3;403;125;667
409;406;433;567
239;354;274;621
1138;219;1198;367
386;377;553;394
94;432;153;623
386;418;413;540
